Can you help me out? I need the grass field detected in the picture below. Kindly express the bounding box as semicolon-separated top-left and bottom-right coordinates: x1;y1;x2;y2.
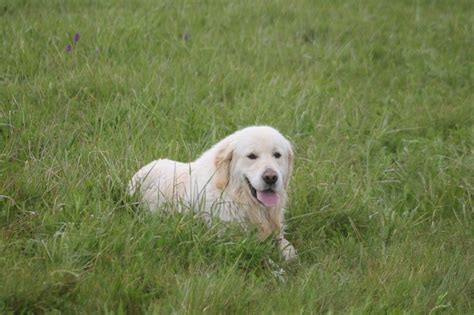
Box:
1;0;473;313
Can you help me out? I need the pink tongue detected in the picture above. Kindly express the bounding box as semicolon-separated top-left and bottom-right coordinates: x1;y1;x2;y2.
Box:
256;190;279;208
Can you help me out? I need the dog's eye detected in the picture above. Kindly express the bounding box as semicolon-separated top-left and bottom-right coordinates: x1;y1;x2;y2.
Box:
247;153;258;160
273;152;281;159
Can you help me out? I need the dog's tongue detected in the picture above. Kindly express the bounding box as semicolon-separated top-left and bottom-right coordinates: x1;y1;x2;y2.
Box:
256;190;279;208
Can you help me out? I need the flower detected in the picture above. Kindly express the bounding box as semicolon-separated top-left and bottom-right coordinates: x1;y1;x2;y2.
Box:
65;44;72;52
182;32;190;42
73;32;80;43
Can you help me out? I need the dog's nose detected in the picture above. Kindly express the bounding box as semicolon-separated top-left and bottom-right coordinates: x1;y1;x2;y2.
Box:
263;169;278;185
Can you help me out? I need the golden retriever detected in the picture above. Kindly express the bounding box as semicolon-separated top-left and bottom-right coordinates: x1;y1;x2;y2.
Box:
128;126;296;260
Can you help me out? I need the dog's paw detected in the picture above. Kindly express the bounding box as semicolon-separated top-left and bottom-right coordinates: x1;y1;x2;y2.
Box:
280;238;297;261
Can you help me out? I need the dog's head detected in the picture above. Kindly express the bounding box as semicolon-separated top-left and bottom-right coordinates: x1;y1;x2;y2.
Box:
214;126;293;208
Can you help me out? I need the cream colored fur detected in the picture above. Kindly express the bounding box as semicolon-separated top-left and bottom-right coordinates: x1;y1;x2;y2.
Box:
128;126;296;260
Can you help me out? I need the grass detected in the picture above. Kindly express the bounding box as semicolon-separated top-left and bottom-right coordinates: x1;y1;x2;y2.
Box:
1;0;473;313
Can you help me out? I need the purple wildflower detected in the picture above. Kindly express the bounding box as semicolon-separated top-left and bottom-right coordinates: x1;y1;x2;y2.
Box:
73;32;80;43
65;44;72;52
182;32;190;42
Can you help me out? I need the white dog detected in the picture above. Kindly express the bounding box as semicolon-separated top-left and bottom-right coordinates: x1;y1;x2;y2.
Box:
128;126;296;260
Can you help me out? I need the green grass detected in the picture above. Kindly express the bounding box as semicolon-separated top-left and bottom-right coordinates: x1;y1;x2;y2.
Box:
1;0;473;313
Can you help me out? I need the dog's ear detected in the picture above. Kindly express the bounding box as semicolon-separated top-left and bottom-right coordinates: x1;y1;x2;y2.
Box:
284;143;294;189
214;139;234;190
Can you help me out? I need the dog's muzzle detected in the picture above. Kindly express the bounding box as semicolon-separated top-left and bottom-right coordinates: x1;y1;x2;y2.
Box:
245;176;279;208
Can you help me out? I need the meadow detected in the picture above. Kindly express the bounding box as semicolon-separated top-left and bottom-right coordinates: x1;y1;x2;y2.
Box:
1;0;473;313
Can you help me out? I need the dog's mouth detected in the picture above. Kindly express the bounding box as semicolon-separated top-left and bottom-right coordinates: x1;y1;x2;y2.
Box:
245;177;279;208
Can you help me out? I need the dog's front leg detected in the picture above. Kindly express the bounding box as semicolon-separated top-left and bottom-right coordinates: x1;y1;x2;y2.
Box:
278;235;297;261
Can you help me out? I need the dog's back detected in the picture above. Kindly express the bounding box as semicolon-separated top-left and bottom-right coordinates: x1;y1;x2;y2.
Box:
128;159;191;210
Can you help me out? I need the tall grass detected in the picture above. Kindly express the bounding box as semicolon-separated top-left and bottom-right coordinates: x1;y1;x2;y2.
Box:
1;0;473;313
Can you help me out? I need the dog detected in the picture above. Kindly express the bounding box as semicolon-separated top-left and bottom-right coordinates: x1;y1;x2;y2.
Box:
128;126;296;260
